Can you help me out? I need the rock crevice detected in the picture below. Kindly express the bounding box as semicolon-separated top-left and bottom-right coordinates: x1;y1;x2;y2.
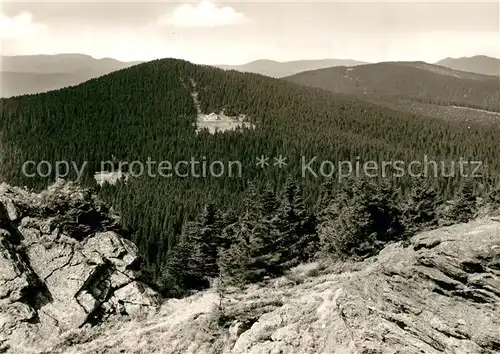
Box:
0;181;160;351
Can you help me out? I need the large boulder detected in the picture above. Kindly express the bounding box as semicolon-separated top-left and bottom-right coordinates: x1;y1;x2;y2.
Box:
0;181;160;352
224;220;500;354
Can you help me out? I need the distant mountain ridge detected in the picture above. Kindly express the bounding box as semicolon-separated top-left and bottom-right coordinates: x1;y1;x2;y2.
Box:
217;58;367;78
2;53;498;97
284;61;500;111
436;55;500;77
0;53;142;74
1;54;141;97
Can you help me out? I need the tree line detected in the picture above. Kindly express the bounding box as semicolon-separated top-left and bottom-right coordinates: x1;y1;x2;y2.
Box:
156;176;497;297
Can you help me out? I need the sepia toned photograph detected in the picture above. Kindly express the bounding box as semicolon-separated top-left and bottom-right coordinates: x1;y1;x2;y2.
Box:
1;1;499;353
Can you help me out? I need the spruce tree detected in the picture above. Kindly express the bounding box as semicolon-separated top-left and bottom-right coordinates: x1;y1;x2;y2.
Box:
487;182;500;205
403;178;441;235
219;215;263;285
184;202;223;277
448;180;477;223
160;240;208;297
219;186;285;284
160;202;225;295
275;178;318;267
319;179;404;258
315;178;335;219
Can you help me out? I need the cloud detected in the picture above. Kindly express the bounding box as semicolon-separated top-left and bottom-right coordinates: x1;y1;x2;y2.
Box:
159;1;248;28
0;12;47;38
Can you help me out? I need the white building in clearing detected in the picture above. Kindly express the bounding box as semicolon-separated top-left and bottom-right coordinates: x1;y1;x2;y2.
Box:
94;171;129;186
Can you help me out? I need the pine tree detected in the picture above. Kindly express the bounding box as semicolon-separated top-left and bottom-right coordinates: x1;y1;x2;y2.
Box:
160;202;225;295
274;178;318;267
220;186;286;284
160;240;209;297
184;202;223;277
448;180;477;223
487;182;500;205
219;216;259;285
259;185;280;217
218;209;239;250
243;181;260;217
315;178;335;219
403;178;441;235
319;179;404;258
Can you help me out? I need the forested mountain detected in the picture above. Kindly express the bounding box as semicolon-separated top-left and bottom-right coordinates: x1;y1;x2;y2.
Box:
284;61;500;111
1;58;499;282
217;58;366;78
436;55;500;77
1;54;141;97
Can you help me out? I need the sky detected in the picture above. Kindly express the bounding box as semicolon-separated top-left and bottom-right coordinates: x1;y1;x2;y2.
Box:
1;0;499;65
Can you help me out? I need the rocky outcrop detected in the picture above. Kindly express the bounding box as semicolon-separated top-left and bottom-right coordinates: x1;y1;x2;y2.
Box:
37;219;500;354
0;181;160;352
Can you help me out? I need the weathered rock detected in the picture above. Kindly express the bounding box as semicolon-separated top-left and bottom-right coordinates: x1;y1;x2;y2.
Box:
0;182;160;352
35;219;500;354
110;282;160;315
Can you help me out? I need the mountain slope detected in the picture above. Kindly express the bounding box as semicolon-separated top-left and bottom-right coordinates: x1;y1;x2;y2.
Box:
284;61;500;111
1;58;499;280
29;219;500;354
1;72;91;97
363;97;500;126
218;58;366;78
437;55;500;77
0;54;141;97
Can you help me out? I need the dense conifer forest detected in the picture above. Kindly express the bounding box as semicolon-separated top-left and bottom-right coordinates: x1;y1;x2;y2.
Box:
1;58;499;286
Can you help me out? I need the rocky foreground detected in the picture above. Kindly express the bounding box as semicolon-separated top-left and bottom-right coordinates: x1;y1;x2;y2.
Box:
1;183;499;354
0;182;160;353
